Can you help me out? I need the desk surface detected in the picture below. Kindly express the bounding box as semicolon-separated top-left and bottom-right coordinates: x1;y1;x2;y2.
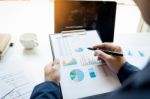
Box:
114;33;150;69
0;32;150;98
0;32;53;98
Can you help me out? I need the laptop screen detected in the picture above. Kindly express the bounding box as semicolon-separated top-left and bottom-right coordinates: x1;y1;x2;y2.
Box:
54;0;117;42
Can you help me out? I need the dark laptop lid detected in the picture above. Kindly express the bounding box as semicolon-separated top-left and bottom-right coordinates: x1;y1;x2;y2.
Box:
54;0;117;42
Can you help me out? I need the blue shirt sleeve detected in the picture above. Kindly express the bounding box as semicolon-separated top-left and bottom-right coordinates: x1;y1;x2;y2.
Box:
117;62;140;84
30;81;62;99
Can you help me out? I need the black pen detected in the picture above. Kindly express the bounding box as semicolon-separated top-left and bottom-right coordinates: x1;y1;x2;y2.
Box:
87;47;123;57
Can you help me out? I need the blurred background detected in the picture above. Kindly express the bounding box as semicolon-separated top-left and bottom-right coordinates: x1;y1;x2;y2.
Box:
0;0;149;37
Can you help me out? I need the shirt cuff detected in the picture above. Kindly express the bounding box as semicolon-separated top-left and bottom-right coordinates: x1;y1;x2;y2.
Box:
117;62;139;84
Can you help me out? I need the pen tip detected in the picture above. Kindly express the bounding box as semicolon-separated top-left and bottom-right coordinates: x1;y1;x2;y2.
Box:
87;47;91;50
87;47;95;50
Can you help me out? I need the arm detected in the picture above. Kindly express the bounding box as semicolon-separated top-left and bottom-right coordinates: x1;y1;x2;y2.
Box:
117;62;140;84
30;81;61;99
30;60;61;99
94;43;140;84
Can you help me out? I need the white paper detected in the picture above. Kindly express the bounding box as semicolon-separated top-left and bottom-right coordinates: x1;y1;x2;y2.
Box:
50;30;121;99
0;80;14;99
0;69;34;99
114;33;150;69
122;47;150;69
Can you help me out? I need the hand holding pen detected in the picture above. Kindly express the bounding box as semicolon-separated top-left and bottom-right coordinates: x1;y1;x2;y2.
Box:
90;43;126;74
88;47;123;57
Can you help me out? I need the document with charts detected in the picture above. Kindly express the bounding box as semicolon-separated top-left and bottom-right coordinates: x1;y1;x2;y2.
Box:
49;30;121;99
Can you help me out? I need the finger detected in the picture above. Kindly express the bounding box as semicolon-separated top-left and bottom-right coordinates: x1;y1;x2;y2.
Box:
47;59;60;68
49;61;55;66
93;43;113;51
97;57;102;60
97;57;101;60
114;46;122;52
53;63;60;70
53;60;60;70
96;56;106;64
95;50;111;62
101;59;105;64
93;43;118;51
44;61;54;71
54;59;60;65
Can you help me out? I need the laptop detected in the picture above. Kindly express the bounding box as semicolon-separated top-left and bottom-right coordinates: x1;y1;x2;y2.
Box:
54;0;117;42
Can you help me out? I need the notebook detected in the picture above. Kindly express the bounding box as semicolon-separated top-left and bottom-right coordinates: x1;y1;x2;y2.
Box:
0;34;11;59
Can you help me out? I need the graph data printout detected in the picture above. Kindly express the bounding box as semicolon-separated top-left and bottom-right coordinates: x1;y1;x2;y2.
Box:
50;30;121;99
0;69;34;99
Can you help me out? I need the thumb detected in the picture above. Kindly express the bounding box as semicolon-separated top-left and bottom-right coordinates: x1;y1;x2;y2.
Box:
53;59;60;70
95;50;111;62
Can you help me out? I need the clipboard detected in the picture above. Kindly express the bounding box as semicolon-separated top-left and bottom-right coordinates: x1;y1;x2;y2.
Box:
49;30;121;99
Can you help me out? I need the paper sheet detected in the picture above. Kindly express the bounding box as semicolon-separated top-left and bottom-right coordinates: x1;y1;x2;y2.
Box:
0;68;34;99
123;47;150;69
50;30;121;99
0;80;14;99
114;33;150;69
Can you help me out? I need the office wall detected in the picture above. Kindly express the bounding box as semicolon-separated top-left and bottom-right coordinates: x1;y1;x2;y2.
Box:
0;0;54;35
0;0;141;35
115;4;141;34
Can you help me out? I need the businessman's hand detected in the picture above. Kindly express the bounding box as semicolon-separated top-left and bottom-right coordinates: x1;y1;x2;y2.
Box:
94;43;126;74
44;60;60;85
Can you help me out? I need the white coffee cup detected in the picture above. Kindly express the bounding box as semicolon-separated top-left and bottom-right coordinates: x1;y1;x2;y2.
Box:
20;33;38;49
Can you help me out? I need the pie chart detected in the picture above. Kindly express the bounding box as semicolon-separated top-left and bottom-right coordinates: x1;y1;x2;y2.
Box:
70;69;84;82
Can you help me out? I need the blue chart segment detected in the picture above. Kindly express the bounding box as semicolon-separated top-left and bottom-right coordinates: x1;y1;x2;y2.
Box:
88;68;96;78
127;50;145;57
128;50;133;56
70;69;84;82
75;48;84;53
138;51;145;57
